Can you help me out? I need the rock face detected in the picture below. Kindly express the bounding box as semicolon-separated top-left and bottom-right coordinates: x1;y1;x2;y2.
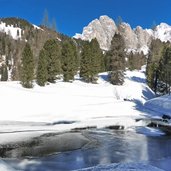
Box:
74;15;171;55
118;23;152;55
118;22;138;50
74;15;118;50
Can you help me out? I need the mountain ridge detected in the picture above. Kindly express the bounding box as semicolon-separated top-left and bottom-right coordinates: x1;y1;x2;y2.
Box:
74;15;171;54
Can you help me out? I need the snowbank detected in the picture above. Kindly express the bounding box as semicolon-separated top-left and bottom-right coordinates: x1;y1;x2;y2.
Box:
144;94;171;117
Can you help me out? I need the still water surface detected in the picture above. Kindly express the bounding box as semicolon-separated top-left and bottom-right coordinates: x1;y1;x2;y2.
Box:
3;129;171;171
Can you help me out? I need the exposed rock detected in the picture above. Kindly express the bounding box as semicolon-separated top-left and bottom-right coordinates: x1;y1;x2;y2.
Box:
74;15;117;50
135;26;152;54
74;15;171;55
118;22;138;50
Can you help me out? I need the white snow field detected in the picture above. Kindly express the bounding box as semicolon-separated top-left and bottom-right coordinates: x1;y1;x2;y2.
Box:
1;68;171;171
1;66;171;142
0;68;159;144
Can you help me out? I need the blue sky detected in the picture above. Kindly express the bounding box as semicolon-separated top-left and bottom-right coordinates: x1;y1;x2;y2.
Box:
0;0;171;36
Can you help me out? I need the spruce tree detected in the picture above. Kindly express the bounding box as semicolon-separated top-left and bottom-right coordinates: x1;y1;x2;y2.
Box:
43;39;61;83
61;40;77;82
1;64;8;81
80;41;92;82
107;34;126;85
36;49;48;86
20;43;34;88
90;38;105;73
80;39;104;83
146;39;166;93
159;46;171;94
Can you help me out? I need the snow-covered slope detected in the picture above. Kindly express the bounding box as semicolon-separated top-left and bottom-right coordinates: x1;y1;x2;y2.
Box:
144;94;171;117
0;22;22;39
0;21;41;40
0;69;154;126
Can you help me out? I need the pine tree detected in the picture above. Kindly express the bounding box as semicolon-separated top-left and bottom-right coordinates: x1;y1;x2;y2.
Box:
20;43;34;88
107;34;126;85
128;51;135;71
146;39;166;93
1;64;8;81
43;39;61;83
36;49;48;86
80;41;92;82
80;39;103;83
90;38;105;73
61;40;78;82
159;46;171;94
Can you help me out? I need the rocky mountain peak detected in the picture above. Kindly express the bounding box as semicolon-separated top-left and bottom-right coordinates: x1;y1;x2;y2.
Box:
74;16;171;55
74;16;154;55
74;15;117;50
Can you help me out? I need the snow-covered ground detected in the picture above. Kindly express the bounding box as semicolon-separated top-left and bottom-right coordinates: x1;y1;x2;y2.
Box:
1;68;171;171
0;69;156;143
144;94;171;117
0;22;22;39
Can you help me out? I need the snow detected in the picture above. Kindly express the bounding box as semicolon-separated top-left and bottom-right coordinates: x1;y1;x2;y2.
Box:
32;24;42;30
1;68;171;171
0;70;153;123
144;94;171;117
154;23;171;42
0;22;22;40
0;22;42;40
146;29;154;37
0;68;157;144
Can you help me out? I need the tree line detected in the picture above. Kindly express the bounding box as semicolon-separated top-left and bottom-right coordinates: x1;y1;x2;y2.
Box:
146;39;171;95
19;33;147;88
20;38;104;88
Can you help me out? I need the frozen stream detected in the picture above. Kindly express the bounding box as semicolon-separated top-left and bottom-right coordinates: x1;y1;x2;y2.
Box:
1;128;171;171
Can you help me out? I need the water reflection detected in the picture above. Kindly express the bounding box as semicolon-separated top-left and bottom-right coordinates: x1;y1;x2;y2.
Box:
3;129;171;171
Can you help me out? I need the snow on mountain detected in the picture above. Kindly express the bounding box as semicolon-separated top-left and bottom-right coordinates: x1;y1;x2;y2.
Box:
154;22;171;42
0;21;22;39
144;94;171;117
0;21;42;40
